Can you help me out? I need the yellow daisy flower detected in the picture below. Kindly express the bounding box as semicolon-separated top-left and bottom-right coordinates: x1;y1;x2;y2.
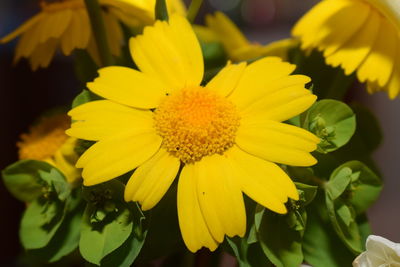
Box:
0;0;185;70
203;12;298;62
18;113;80;184
293;0;400;99
67;15;319;252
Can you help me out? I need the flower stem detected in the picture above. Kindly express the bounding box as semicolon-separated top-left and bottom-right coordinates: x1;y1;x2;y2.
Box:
187;0;203;23
84;0;114;67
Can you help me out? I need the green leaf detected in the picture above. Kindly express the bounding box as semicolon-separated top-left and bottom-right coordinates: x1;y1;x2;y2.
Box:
26;201;84;262
20;198;66;249
74;49;98;84
226;237;273;267
325;167;352;200
200;41;227;70
71;89;101;108
304;100;356;153
2;160;50;202
256;207;303;267
155;0;169;21
79;203;133;265
303;208;355;267
295;182;318;206
39;168;71;202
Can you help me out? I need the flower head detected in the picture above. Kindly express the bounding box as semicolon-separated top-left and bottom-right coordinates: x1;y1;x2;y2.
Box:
18;113;80;183
202;12;298;62
353;235;400;267
67;14;319;252
293;0;400;99
0;0;185;70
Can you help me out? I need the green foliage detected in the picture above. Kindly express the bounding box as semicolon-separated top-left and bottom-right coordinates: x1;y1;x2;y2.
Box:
71;89;101;108
200;41;228;71
325;161;382;253
304;100;356;153
155;0;169;21
2;160;52;202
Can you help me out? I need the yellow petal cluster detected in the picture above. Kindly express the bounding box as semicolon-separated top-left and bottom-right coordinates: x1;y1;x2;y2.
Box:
0;0;186;70
18;113;80;183
198;11;298;62
293;0;400;99
67;15;319;252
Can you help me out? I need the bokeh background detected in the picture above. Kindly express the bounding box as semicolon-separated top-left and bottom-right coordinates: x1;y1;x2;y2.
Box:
0;0;399;265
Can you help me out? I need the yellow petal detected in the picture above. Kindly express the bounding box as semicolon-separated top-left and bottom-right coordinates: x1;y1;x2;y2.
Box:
193;25;219;43
77;130;162;186
124;149;180;210
228;57;297;109
325;10;381;75
88;66;166;109
39;9;72;43
206;62;246;97
178;164;218;252
366;0;400;32
236;120;318;166
103;11;123;57
226;146;298;213
129;14;203;92
0;13;44;43
29;38;58;70
67;100;154;141
292;0;353;49
205;12;249;53
75;9;91;49
240;83;316;122
357;18;397;87
387;51;400;99
61;9;89;54
195;154;246;242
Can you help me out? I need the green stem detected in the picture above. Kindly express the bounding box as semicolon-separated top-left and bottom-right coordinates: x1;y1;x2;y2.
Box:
324;72;356;100
84;0;114;67
155;0;169;21
187;0;203;23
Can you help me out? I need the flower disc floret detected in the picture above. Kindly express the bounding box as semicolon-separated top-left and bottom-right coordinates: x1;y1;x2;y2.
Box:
154;86;240;163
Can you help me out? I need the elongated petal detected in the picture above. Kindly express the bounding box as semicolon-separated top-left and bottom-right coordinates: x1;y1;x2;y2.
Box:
236;120;318;166
129;14;203;92
67;100;154;141
39;9;72;43
206;62;246;97
88;66;166;109
226;146;298;213
77;130;162;185
178;164;218;252
124;149;180;210
195;154;246;242
0;13;44;43
228;57;297;109
29;39;58;70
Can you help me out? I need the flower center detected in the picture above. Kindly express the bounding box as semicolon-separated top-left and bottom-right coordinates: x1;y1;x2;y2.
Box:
154;86;240;164
40;0;85;12
18;114;71;161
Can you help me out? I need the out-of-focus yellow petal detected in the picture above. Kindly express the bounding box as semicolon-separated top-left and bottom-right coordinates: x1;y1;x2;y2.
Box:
193;25;219;43
88;66;166;109
178;164;218;252
129;14;203;92
0;13;44;43
124;149;180;210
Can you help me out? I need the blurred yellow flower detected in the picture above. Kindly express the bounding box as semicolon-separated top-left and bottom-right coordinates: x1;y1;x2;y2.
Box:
293;0;400;99
67;15;319;252
203;12;298;62
0;0;186;70
18;113;80;184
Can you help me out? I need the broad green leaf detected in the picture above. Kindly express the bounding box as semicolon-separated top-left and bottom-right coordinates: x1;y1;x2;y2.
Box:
325;167;352;200
303;208;355;267
20;198;65;249
226;237;272;267
26;202;84;263
304;100;356;153
71;89;101;109
39;168;70;202
101;229;148;267
2;160;50;202
256;207;303;267
79;203;133;265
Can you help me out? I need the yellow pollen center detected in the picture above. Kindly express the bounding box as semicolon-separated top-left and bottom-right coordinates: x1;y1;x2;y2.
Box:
40;0;85;12
18;114;71;161
154;87;240;164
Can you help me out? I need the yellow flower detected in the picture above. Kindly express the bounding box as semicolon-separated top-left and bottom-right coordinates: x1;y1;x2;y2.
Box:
0;0;185;70
293;0;400;99
67;15;319;252
203;12;298;62
18;113;80;184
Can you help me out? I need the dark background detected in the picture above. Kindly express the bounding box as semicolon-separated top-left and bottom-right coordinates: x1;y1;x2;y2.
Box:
1;0;399;265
